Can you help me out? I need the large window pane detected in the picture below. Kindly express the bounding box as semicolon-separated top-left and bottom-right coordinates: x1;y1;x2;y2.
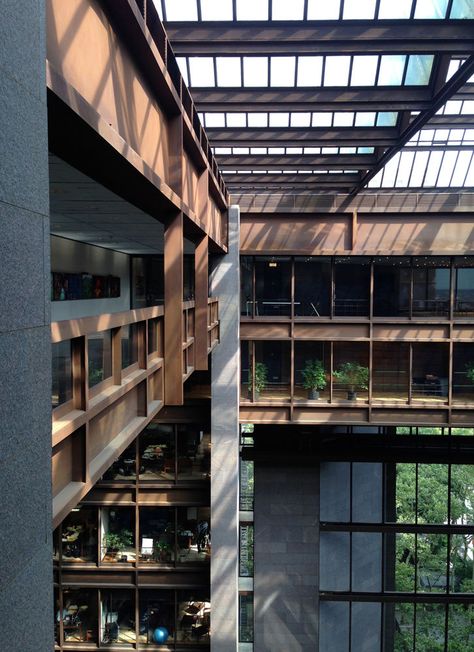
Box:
139;507;174;565
239;593;254;643
139;590;175;645
373;342;409;402
241;256;254;316
294;256;331;316
101;589;135;645
52;340;73;407
294;341;330;402
121;323;138;369
255;257;291;316
177;506;211;564
177;424;211;481
60;588;98;644
412;257;450;317
139;423;176;482
177;592;210;643
101;508;135;563
241;340;251;401
454;257;474;316
412;343;449;403
334;257;370;316
417;534;448;593
61;506;98;563
453;343;474;404
414;603;446;651
101;442;136;481
88;330;112;387
254;340;291;401
333;342;369;402
373;257;411;317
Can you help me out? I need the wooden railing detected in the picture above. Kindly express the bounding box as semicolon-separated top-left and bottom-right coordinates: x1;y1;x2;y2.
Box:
51;299;218;527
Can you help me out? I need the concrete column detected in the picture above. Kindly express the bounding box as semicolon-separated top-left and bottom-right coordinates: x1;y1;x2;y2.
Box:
0;2;53;651
211;205;240;652
254;464;320;652
164;211;184;405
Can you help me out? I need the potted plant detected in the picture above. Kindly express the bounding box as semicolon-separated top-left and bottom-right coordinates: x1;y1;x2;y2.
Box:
333;362;369;400
103;530;133;560
301;359;326;400
249;362;268;400
465;363;474;385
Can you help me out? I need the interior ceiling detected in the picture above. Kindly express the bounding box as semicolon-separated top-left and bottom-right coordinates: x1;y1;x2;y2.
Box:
161;0;474;195
49;154;198;255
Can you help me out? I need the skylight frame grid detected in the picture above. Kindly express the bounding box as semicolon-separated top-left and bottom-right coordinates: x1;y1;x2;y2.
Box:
202;111;399;129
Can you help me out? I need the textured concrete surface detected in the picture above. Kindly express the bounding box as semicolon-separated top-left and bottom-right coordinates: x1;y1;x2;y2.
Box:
211;205;240;652
255;465;319;652
0;1;53;650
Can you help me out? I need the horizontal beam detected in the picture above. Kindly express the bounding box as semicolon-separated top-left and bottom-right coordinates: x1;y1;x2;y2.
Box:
215;154;376;168
207;127;397;146
166;21;474;55
223;172;360;184
427;115;474;128
192;87;432;112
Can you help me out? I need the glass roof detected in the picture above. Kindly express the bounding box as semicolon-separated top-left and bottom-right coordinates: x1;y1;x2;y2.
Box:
158;0;474;21
200;111;398;129
213;146;375;156
177;54;435;88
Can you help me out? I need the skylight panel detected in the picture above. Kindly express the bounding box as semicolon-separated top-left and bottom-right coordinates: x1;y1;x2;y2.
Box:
465;156;474;186
450;129;464;145
434;128;450;143
243;57;268;87
351;56;378;87
382;154;401;187
287;147;303;154
312;112;333;127
204;112;225;127
305;147;321;154
269;112;290;127
297;57;323;87
151;0;163;19
268;147;285;154
378;0;413;18
176;57;189;86
270;57;296;87
233;147;250;154
322;147;339;154
437;151;458;186
396;152;415;187
444;100;463;115
378;55;406;86
214;147;231;154
368;170;383;188
414;0;449;19
341;147;357;154
376;111;398;127
450;0;474;18
216;58;241;87
247;113;268;127
164;0;198;20
451;151;473;186
250;147;267;154
333;112;354;127
446;59;462;81
226;112;247;127
405;55;434;86
355;112;376;127
272;0;305;19
462;101;474;115
464;129;474;144
200;0;233;20
307;0;341;19
409;151;430;186
423;151;443;186
343;0;376;19
358;147;375;154
236;0;269;20
324;57;351;87
189;57;215;86
290;113;311;127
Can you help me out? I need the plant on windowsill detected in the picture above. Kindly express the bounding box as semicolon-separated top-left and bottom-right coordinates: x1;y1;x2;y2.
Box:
154;540;173;563
103;530;133;560
301;359;327;400
248;362;268;401
465;363;474;386
333;362;369;401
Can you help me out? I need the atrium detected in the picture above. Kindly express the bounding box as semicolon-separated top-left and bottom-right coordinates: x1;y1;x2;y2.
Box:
0;1;474;652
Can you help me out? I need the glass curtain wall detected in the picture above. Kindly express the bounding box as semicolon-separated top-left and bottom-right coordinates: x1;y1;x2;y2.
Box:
412;343;449;403
254;257;291;316
294;257;331;316
334;257;370;316
294;341;330;401
373;257;411;317
372;342;410;402
412;257;451;317
254;340;291;401
52;340;73;407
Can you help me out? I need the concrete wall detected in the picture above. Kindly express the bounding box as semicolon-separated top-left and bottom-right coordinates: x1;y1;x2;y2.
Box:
254;464;319;652
0;2;53;650
211;205;240;652
51;236;130;320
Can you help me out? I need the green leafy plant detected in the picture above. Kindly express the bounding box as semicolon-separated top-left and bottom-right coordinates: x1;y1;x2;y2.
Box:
249;362;268;395
103;530;133;552
333;362;369;393
465;363;474;384
301;359;327;391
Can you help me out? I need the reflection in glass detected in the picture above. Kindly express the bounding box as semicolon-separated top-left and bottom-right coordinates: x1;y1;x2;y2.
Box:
395;533;416;592
241;256;254;316
412;257;450;317
414;603;445;651
294;257;331;316
61;506;98;563
101;589;136;645
52;340;73;407
393;603;414;651
395;463;417;523
177;592;210;643
121;324;138;369
101;443;136;481
59;588;98;644
139;423;175;481
334;257;370;316
448;604;473;649
417;534;448;593
450;465;474;526
294;341;330;401
139;590;175;645
255;257;291;316
453;343;474;403
88;330;112;387
450;534;474;593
